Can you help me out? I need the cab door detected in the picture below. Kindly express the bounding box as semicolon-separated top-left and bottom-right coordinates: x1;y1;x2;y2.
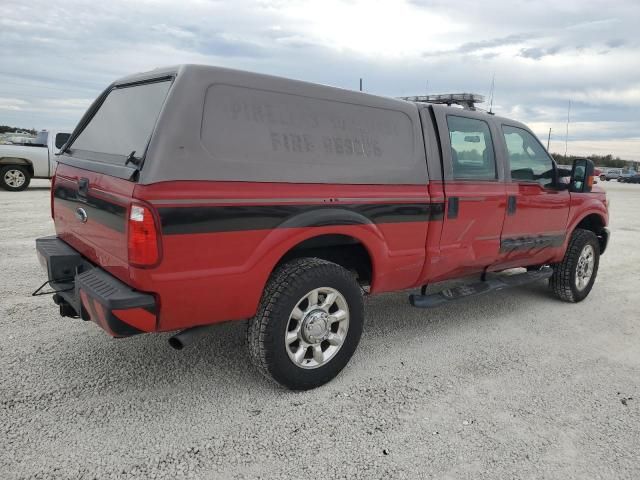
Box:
495;124;570;268
424;106;508;283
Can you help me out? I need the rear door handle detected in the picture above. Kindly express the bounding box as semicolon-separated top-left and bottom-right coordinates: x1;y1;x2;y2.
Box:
78;178;89;198
507;195;517;215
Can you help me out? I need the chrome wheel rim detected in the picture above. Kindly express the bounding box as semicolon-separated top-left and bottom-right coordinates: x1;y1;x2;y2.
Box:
285;287;349;369
4;169;26;188
575;244;595;291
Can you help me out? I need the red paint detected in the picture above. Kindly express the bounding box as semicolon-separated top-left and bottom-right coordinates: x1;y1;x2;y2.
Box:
421;180;507;283
52;166;608;336
496;182;570;268
112;308;157;332
54;163;132;284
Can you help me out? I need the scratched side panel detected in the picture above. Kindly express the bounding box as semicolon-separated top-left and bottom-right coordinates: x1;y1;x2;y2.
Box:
132;181;433;331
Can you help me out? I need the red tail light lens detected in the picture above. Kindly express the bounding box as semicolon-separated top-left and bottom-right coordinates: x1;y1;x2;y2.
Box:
128;204;161;267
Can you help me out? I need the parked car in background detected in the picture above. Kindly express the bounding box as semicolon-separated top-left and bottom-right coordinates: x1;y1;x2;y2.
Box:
624;173;640;184
594;167;602;179
0;129;71;191
618;170;637;182
600;168;623;181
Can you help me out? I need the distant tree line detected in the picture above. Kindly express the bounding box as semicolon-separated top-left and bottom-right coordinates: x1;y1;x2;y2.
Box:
551;153;638;170
0;125;37;135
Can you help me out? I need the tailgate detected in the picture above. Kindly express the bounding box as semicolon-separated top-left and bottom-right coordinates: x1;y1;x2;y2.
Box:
53;162;134;284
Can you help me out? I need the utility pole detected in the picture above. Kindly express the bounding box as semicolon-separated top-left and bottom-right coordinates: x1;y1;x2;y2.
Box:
547;128;551;151
565;100;571;157
359;78;363;92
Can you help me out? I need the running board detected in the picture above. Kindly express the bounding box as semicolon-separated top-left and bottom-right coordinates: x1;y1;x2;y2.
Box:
409;267;553;308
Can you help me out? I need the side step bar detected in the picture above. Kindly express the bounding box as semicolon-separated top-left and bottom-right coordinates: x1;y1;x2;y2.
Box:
409;267;553;308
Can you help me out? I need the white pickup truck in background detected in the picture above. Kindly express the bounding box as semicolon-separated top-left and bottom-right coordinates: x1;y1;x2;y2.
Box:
0;130;71;191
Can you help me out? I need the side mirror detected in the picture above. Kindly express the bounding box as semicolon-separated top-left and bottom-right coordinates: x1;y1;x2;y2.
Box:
570;158;595;192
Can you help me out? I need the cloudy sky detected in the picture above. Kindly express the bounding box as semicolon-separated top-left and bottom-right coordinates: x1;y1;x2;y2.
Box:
1;0;639;159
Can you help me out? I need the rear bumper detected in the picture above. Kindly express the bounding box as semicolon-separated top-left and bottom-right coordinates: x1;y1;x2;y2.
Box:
35;236;157;337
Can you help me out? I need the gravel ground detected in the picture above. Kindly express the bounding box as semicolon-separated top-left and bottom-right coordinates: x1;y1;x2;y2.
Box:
1;179;639;479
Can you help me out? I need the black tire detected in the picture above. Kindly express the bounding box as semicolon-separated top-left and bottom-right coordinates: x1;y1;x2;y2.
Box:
549;229;600;302
0;165;31;191
247;258;364;390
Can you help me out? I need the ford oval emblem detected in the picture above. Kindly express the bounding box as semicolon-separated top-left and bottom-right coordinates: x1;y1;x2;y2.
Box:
75;207;88;223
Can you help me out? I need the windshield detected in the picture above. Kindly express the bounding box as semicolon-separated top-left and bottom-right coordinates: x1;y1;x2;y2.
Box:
68;79;172;165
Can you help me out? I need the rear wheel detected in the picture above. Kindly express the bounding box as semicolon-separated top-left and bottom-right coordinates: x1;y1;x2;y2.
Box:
0;165;31;191
247;258;364;390
549;229;600;302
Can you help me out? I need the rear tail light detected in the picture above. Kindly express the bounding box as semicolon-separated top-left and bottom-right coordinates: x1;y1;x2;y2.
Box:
128;203;161;267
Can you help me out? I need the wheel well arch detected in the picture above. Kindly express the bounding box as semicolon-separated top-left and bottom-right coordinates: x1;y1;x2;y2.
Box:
0;157;34;177
274;234;374;286
573;213;608;253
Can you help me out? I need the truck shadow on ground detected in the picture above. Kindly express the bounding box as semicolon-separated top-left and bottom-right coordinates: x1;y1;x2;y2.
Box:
51;280;560;397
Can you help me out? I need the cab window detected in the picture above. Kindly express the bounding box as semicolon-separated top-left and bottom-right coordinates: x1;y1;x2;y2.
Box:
502;125;555;188
55;133;71;149
446;115;497;180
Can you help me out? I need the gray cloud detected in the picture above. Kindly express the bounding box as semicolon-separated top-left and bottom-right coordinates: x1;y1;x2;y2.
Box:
518;45;562;60
423;32;537;57
1;0;639;159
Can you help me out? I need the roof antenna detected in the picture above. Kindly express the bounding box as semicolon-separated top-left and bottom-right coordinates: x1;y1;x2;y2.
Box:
565;100;571;157
488;73;496;114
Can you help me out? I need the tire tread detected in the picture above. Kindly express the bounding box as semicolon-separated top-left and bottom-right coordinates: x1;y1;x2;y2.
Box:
550;228;599;302
247;257;362;389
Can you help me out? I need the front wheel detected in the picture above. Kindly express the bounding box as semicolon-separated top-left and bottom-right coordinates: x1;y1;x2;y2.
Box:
0;165;31;191
549;229;600;302
247;258;364;390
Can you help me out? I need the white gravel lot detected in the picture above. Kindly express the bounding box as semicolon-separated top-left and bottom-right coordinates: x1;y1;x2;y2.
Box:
1;179;639;479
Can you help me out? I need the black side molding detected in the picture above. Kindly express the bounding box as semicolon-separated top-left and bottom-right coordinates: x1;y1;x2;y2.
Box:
447;197;459;219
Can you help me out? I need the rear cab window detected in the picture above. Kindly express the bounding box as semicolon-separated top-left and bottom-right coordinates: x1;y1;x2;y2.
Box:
446;115;497;180
66;79;172;166
55;133;71;149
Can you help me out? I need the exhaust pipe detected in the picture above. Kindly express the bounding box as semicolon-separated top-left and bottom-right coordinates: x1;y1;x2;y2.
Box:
168;325;213;350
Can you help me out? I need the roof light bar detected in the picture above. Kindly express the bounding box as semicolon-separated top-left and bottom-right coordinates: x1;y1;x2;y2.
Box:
399;93;485;111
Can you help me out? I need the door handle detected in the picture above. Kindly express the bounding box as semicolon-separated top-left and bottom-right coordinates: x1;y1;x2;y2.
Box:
507;195;517;215
78;178;89;199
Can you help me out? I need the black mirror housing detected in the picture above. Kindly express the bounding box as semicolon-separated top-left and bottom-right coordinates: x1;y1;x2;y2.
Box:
570;158;595;193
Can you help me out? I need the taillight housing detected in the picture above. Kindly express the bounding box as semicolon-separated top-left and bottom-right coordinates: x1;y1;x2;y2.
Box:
128;203;161;268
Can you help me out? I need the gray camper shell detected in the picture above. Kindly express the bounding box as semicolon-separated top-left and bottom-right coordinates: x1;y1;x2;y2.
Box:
60;65;432;185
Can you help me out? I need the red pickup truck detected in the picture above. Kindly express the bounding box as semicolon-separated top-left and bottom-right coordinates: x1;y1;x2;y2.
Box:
36;65;609;389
